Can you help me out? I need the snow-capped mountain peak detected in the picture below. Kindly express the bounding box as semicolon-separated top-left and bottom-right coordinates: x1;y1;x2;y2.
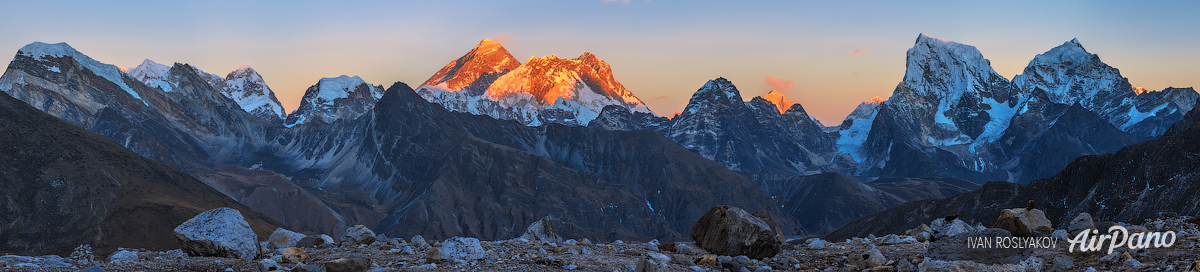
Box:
284;75;384;127
689;77;742;105
316;75;378;101
222;65;284;121
421;39;520;92
416;41;652;127
904;34;997;90
17;42;146;105
759;90;795;114
1029;38;1094;67
126;59;171;85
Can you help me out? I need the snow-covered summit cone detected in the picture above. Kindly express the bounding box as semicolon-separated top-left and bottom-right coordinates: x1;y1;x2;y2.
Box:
416;40;653;126
421;39;520;93
1012;38;1198;137
284;75;383;127
222;66;285;123
887;33;1022;145
126;59;171;85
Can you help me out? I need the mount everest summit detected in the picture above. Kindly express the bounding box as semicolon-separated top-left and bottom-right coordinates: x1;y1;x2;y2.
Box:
415;39;654;126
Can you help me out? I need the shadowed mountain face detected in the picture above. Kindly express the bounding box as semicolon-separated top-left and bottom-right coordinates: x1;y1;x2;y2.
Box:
0;91;281;256
0;43;356;237
826;97;1200;241
277;82;798;241
741;173;979;236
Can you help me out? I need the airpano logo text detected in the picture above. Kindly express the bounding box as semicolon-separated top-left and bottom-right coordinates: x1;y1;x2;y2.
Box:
1068;226;1176;254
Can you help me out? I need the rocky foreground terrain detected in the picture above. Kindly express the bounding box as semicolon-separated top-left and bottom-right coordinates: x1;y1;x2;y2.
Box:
3;205;1200;272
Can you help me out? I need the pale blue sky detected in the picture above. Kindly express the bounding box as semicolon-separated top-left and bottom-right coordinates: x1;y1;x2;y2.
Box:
2;0;1197;123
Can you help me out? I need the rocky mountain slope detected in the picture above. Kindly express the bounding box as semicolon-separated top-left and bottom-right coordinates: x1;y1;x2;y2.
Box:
658;78;835;176
416;39;654;126
0;90;281;256
741;172;979;235
0;41;799;254
125;59;286;124
0;42;345;237
274;82;798;241
836;34;1194;183
826;96;1200;240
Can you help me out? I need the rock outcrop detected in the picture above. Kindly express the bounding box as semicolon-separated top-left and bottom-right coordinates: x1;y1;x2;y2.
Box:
690;206;781;259
268;228;306;249
173;207;261;260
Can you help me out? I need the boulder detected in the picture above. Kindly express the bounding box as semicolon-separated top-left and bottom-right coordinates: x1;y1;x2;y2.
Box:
296;234;334;248
411;235;431;249
850;248;886;268
992;208;1052;237
905;224;932;237
1068;213;1096;236
992;210;1033;237
936;218;974;237
806;239;827;249
675;243;706;255
658;241;676;252
268;228;307;249
341;225;376;245
260;258;281;271
281;247;308;263
439;237;486;261
426;247;443;263
635;252;671;272
689;206;781;259
108;250;138;263
519;216;561;243
751;211;786;244
324;255;371;272
896;258;917;272
173;207;260;260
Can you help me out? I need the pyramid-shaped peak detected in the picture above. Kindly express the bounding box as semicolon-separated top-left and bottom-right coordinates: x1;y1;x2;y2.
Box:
474;39;508;52
760;90;795;114
226;65;261;80
1030;38;1096;66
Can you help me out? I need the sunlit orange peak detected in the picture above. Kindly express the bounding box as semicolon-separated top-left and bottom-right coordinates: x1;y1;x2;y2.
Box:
1133;86;1148;95
761;90;795;114
118;66;130;73
485;51;641;106
420;39;521;90
865;96;887;104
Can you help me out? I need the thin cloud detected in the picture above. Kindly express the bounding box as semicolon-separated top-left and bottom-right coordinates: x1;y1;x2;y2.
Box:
493;32;513;45
647;95;669;102
850;48;870;57
765;75;794;94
